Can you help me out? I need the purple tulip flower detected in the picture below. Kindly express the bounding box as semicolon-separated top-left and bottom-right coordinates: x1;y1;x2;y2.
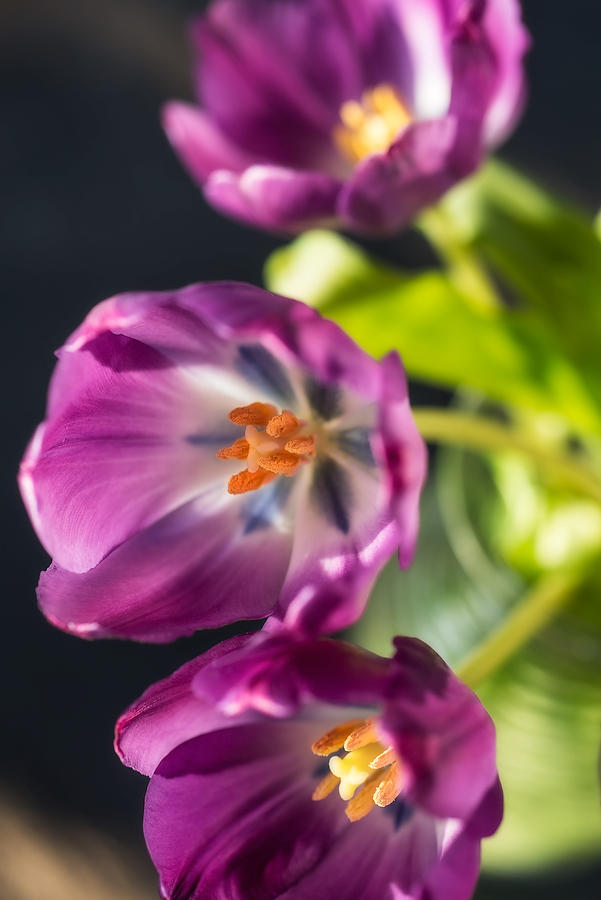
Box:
19;282;426;642
116;630;502;899
163;0;529;235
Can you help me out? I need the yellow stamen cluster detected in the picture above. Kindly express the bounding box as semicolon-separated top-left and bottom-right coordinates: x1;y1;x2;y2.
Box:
311;718;402;822
218;403;316;495
334;84;413;164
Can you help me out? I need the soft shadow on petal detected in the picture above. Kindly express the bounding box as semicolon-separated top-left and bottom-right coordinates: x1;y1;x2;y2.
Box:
38;493;293;642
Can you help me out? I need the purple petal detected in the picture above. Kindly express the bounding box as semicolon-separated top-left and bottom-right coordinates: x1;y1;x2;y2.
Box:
192;2;339;168
339;117;460;235
481;0;530;145
19;332;228;573
38;493;293;642
193;629;390;717
161;101;254;182
382;638;499;822
377;352;428;568
144;714;457;900
205;165;342;234
115;635;251;775
144;720;343;900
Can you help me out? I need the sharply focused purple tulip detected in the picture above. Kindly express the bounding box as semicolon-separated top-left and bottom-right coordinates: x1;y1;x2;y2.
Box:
163;0;529;235
19;282;426;642
116;630;502;899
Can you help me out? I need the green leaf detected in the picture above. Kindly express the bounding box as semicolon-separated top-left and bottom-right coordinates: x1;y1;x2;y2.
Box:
265;230;601;434
435;160;601;412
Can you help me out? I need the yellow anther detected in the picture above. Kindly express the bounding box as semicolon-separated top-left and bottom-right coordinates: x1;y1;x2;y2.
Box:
345;773;381;822
369;745;396;770
344;719;378;752
334;84;412;164
312;772;339;802
373;761;402;808
311;720;364;757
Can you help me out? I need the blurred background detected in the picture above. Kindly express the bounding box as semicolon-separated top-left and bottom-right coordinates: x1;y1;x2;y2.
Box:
2;0;600;896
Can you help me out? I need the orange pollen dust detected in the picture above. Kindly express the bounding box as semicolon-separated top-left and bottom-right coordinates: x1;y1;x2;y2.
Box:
333;84;413;164
218;402;316;495
311;717;402;822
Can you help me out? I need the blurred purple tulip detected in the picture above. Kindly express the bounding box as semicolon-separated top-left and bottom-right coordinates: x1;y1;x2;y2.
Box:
163;0;529;234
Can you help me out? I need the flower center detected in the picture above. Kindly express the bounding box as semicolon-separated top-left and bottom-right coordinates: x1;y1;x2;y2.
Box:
311;718;402;822
333;84;413;164
218;402;316;495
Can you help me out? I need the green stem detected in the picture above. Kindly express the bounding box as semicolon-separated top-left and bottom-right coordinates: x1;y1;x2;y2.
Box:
457;570;580;688
413;408;601;506
418;206;501;312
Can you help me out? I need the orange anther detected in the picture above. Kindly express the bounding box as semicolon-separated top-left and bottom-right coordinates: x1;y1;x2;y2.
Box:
369;746;396;770
216;438;250;460
345;773;380;822
265;409;300;439
311;720;365;757
285;435;316;457
228;402;277;426
373;761;402;808
344;719;378;752
312;772;339;802
227;469;275;495
257;451;300;476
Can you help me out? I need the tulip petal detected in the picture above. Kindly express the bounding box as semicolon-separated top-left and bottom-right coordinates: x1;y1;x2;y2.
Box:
338;117;459;235
205;165;342;234
20;332;235;573
115;635;252;776
38;491;293;642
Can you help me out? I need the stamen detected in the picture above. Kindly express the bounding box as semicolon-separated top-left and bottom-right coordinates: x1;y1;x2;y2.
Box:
216;438;250;460
266;410;300;438
344;719;378;751
221;401;317;494
312;772;339;802
345;773;380;823
311;718;404;822
311;719;365;757
334;84;413;164
229;402;277;426
285;436;316;457
257;451;301;476
369;746;396;770
373;761;402;808
227;469;275;495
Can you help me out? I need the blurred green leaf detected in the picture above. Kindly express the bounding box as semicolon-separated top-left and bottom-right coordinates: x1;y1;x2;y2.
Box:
435;161;601;411
265;230;601;434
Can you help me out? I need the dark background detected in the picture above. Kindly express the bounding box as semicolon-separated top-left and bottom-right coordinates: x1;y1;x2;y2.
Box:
2;0;600;896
